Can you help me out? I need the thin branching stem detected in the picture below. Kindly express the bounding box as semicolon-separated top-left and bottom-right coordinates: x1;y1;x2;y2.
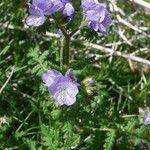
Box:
0;65;15;95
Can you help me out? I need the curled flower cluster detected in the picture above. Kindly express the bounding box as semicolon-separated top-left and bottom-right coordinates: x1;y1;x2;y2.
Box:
26;0;74;26
26;0;112;35
82;0;111;35
42;68;79;106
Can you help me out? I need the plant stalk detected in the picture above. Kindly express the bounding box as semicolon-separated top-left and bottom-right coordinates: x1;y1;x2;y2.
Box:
52;15;71;68
63;36;70;68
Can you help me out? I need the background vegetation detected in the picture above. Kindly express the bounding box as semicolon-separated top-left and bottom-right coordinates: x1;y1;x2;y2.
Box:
0;0;150;149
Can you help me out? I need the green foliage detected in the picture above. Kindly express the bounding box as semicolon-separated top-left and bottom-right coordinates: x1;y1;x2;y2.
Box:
0;0;150;150
104;130;116;150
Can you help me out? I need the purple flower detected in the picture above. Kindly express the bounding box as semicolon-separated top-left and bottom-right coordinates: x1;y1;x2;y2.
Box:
62;2;74;21
82;0;111;35
48;76;78;106
139;143;147;150
26;0;63;26
42;69;62;87
42;68;79;106
55;0;74;21
26;0;74;26
26;15;46;27
143;112;150;125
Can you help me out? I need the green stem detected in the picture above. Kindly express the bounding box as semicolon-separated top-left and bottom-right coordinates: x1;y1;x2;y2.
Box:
52;15;68;37
121;114;138;118
52;15;71;68
63;36;70;68
60;38;64;70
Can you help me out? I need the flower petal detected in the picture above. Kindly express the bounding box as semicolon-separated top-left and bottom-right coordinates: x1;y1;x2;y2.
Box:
143;112;150;125
88;21;99;31
63;3;74;18
29;4;42;15
42;69;62;87
32;0;51;6
26;15;46;27
82;0;111;35
65;69;77;82
63;93;76;106
98;24;108;35
49;77;79;106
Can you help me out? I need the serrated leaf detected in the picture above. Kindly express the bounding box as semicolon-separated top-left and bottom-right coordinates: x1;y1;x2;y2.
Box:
104;130;116;150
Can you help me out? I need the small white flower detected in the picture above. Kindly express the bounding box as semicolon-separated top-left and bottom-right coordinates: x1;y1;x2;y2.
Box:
0;116;8;125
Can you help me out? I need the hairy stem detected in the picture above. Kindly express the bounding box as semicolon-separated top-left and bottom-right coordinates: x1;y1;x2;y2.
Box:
52;15;68;37
63;36;70;68
52;15;71;68
60;38;64;69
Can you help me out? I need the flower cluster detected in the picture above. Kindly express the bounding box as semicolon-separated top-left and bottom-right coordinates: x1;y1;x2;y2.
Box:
42;68;79;106
26;0;74;27
82;0;111;35
26;0;111;35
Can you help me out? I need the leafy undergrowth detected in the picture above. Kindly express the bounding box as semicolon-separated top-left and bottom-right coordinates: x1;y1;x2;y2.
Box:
0;0;150;150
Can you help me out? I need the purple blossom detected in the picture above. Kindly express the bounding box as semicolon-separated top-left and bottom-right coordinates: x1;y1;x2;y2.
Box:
48;76;78;106
26;0;74;26
143;112;150;125
42;69;62;87
26;15;46;27
57;0;75;21
42;68;79;106
63;2;74;21
26;0;63;26
139;143;147;150
82;0;111;35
